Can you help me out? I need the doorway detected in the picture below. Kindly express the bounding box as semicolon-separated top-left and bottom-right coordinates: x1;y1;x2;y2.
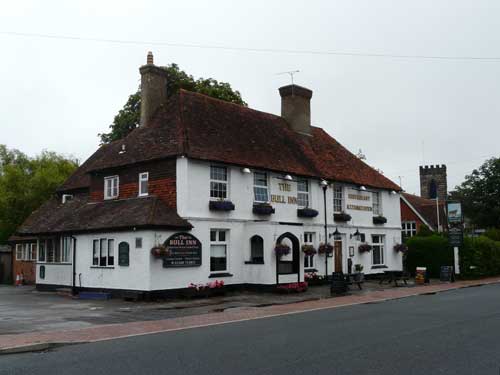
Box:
334;239;343;273
276;232;300;283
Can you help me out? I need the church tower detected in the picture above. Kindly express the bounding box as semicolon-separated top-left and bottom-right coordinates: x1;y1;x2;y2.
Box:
419;165;447;201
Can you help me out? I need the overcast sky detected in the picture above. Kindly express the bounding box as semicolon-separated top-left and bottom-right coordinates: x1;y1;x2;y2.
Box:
1;0;499;195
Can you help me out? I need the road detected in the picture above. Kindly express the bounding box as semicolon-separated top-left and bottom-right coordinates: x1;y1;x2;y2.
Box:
1;283;500;374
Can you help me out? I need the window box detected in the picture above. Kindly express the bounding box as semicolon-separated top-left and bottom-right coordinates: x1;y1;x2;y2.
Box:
333;212;352;222
297;208;319;218
253;203;275;215
373;215;387;225
209;200;235;211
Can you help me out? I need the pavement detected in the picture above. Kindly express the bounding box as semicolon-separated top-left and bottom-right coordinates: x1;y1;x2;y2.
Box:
1;276;499;355
2;280;500;374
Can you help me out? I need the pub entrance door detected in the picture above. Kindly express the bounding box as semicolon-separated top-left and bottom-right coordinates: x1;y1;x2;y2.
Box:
334;240;343;273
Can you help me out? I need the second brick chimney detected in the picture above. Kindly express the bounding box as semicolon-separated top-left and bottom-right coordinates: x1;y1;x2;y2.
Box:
279;84;313;136
139;52;168;127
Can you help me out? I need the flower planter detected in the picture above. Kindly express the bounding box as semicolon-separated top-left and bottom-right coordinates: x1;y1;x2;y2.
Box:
209;200;235;211
274;244;291;258
253;203;275;215
373;215;387;225
333;212;352;222
151;246;170;258
358;243;372;253
297;208;319;218
275;282;308;293
301;244;317;256
393;243;408;253
318;243;334;255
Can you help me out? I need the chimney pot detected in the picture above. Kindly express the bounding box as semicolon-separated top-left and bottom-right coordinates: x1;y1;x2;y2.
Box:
147;51;154;65
279;84;313;136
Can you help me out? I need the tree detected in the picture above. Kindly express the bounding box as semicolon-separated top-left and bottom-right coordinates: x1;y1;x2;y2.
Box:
0;146;78;243
99;63;247;144
454;157;500;228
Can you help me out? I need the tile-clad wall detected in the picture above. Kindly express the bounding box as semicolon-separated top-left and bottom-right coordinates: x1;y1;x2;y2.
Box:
89;158;176;208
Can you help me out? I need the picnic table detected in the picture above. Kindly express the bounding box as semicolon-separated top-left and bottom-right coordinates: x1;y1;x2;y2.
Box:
378;270;410;287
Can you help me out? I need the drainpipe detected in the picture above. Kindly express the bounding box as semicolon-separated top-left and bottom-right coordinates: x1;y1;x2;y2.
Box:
321;180;329;279
71;236;77;296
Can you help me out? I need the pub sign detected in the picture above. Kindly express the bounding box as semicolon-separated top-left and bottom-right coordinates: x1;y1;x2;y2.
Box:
162;233;202;267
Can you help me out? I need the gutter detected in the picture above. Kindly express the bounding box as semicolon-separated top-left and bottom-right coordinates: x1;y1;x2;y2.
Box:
71;236;77;296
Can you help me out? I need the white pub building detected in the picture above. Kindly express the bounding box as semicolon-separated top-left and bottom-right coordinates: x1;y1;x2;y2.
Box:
13;53;403;296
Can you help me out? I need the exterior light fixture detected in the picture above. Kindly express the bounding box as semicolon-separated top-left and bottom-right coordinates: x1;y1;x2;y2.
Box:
350;228;361;240
320;180;328;187
333;227;340;236
242;168;251;174
360;186;367;191
119;144;126;154
391;190;397;195
284;174;293;181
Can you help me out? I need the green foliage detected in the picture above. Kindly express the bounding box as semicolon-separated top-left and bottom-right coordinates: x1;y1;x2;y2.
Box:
404;235;453;277
0;146;78;243
99;63;247;144
416;224;433;237
460;236;500;278
484;228;500;242
454;157;500;228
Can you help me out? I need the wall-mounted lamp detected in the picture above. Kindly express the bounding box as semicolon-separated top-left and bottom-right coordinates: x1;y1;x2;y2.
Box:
284;174;293;181
320;180;328;187
332;227;341;236
242;168;251;174
118;144;126;154
360;186;367;191
390;190;397;195
350;228;361;240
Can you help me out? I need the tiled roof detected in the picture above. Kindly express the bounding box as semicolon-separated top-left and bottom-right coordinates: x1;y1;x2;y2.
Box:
16;195;191;235
59;90;400;192
402;193;447;230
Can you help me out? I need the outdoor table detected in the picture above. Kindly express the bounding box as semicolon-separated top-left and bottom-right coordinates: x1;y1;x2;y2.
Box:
378;270;409;287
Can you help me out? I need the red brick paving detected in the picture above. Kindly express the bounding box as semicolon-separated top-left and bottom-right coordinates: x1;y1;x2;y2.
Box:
1;277;499;352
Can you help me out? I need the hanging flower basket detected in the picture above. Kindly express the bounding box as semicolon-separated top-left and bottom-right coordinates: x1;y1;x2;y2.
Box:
334;212;352;222
274;243;291;258
209;200;235;211
393;243;408;253
373;215;387;225
358;243;373;253
297;208;319;218
318;243;334;255
151;245;171;258
253;203;275;215
301;244;317;256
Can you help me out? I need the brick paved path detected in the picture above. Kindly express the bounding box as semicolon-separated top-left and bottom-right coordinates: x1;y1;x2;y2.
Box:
1;277;499;353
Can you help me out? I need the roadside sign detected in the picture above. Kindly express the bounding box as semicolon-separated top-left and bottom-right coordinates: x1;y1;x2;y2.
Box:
448;227;463;247
447;201;463;225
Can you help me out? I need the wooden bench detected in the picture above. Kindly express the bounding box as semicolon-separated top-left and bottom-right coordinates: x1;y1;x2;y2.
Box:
379;271;410;287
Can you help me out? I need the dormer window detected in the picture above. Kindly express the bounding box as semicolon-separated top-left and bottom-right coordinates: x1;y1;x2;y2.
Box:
138;172;149;196
104;176;119;200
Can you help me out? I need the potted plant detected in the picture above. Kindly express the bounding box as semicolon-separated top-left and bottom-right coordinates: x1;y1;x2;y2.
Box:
358;243;372;253
333;212;352;222
318;243;334;255
373;215;387;225
354;264;364;273
305;272;325;286
151;245;170;258
209;200;235;211
274;243;291;258
301;244;317;256
185;280;225;298
253;203;275;215
352;265;365;283
297;208;319;218
393;243;408;253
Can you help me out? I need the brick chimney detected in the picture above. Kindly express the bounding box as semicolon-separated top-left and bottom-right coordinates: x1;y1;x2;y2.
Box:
139;52;168;127
279;84;313;136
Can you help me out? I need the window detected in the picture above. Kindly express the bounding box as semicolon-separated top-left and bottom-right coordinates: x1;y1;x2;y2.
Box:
61;237;73;263
46;239;55;263
297;179;309;208
104;176;119;200
210;229;228;272
253;172;268;202
372;235;385;265
210;166;228;200
30;243;37;261
429;180;437;199
135;237;143;249
38;241;46;262
402;221;417;239
15;244;23;261
372;192;381;216
303;232;315;269
138;172;149;196
333;185;343;213
250;235;264;263
93;238;114;267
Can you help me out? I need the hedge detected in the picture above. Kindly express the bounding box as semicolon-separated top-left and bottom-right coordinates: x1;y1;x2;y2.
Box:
460;236;500;278
404;235;453;277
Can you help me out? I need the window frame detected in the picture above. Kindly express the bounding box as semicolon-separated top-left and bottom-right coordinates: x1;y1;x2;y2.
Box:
303;232;315;269
253;171;269;203
372;191;382;216
297;179;310;208
210;165;229;201
249;235;264;264
402;221;417;239
61;237;73;263
38;240;46;262
333;185;344;213
135;237;143;249
210;229;229;273
93;238;115;268
138;172;149;197
371;235;385;266
104;175;119;200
